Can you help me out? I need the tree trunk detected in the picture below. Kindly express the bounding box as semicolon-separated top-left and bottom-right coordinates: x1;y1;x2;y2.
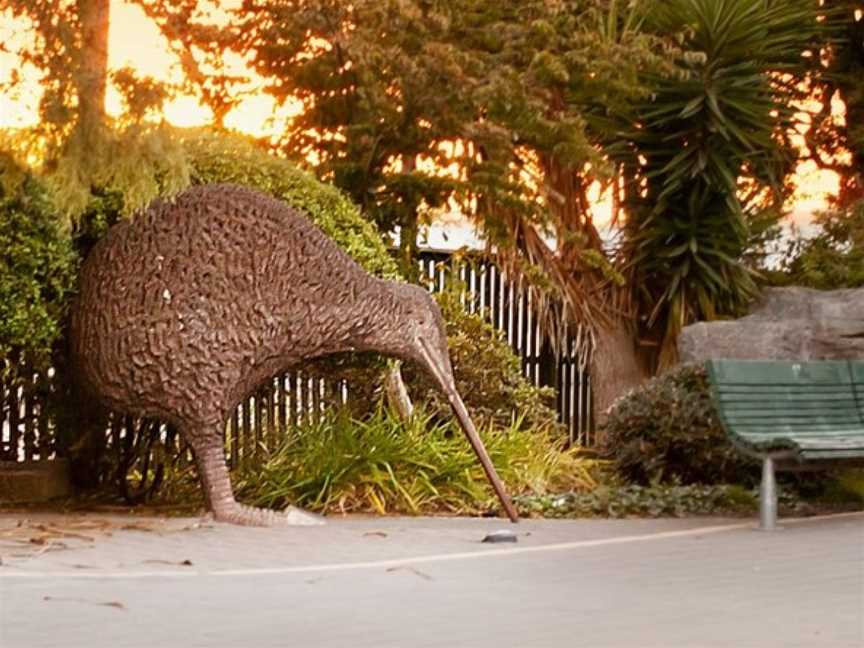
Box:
590;318;645;436
399;211;420;282
75;0;111;135
398;154;420;282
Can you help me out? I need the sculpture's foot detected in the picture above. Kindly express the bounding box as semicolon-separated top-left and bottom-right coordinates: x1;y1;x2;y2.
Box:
210;502;325;527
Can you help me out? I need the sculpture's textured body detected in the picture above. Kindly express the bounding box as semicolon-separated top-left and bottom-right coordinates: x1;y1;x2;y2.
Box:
71;183;517;525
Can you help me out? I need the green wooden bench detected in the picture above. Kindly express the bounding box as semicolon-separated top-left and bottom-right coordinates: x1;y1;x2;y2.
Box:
707;359;864;529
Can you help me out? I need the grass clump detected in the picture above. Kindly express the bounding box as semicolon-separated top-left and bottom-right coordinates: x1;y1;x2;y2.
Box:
229;406;597;516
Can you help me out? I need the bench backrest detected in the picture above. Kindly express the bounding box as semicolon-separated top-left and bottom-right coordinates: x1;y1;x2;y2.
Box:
706;360;864;457
849;361;864;413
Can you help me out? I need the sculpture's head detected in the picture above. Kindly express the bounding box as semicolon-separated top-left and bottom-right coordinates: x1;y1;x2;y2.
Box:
388;283;518;523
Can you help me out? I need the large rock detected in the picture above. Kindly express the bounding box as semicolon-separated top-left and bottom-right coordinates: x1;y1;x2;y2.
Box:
679;287;864;362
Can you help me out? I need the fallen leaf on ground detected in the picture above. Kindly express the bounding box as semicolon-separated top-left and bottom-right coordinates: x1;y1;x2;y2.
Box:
32;524;95;542
386;566;433;581
43;596;126;611
142;559;194;566
362;531;388;538
120;523;157;532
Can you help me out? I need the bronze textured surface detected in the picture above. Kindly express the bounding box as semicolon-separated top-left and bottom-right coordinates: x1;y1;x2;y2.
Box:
70;184;516;525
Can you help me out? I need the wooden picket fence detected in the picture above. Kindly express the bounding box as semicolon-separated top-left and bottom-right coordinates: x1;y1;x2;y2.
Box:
0;250;594;468
0;369;54;463
416;251;593;444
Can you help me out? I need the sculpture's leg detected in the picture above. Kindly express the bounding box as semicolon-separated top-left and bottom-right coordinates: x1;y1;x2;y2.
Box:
189;431;323;527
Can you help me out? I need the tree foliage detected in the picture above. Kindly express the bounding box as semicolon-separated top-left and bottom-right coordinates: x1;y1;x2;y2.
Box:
774;199;864;289
803;1;864;207
600;364;758;486
616;0;827;366
0;0;189;217
1;0;857;414
232;1;833;378
181;129;400;278
237;0;477;277
234;0;674;355
0;174;78;368
133;0;251;128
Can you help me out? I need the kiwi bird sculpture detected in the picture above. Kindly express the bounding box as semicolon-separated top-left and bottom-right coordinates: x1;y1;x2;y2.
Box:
70;183;518;526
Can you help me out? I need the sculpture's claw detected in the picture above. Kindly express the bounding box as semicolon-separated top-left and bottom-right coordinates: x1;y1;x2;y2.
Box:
280;506;326;526
210;503;325;527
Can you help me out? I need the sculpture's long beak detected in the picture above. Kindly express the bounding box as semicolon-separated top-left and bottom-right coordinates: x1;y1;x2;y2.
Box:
418;339;519;523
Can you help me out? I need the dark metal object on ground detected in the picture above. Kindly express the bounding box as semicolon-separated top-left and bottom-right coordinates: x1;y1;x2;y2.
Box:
70;183;518;525
482;530;518;543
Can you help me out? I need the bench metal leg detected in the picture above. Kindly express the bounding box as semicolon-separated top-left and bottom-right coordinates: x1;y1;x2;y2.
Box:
759;456;778;530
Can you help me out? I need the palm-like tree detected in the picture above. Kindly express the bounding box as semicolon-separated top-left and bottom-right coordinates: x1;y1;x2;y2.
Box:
616;0;825;367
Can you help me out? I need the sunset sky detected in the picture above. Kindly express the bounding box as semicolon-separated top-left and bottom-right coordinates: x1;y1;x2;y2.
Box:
0;0;844;238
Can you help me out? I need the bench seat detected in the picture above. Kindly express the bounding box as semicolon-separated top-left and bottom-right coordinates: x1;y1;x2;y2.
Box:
707;359;864;528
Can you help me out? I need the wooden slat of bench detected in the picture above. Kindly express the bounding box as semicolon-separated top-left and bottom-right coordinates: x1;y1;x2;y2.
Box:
800;447;864;460
727;434;864;452
791;434;864;446
707;359;864;461
849;362;864;411
716;387;854;396
717;390;854;402
723;409;860;419
736;429;861;443
717;392;856;405
729;421;861;431
722;404;860;416
719;402;854;413
709;359;852;385
717;383;852;389
722;411;860;422
717;399;859;409
737;424;864;430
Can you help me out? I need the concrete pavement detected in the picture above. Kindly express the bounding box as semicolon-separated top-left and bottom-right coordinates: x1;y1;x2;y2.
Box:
1;512;862;647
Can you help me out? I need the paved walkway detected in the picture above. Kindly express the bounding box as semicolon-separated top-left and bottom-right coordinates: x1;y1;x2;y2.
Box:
1;511;862;647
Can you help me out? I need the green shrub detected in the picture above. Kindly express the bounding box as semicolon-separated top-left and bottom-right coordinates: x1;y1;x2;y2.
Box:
160;406;598;515
767;199;864;289
69;128;401;279
181;129;400;279
0;176;78;369
517;484;759;518
816;469;864;505
600;364;759;486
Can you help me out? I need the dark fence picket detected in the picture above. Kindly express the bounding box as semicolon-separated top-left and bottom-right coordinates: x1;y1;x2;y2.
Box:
241;397;253;459
0;373;7;461
36;387;50;459
278;374;288;433
228;408;239;468
22;376;34;461
8;381;21;463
